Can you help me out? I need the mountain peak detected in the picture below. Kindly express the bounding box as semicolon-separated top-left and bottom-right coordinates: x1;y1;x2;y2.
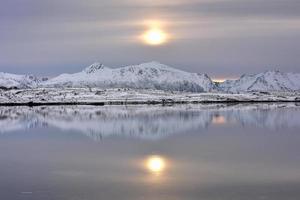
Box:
263;69;282;75
135;61;184;73
83;62;106;74
137;61;167;69
143;61;161;65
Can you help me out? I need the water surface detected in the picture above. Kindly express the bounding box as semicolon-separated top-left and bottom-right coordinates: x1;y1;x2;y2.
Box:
0;103;300;200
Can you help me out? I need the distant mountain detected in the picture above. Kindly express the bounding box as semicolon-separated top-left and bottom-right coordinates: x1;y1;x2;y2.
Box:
0;72;42;89
42;62;216;92
219;71;300;93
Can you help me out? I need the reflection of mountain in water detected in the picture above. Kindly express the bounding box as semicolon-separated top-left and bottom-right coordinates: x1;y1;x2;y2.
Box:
0;104;300;141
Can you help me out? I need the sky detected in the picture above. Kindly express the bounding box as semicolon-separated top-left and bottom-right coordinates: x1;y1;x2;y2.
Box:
1;0;300;79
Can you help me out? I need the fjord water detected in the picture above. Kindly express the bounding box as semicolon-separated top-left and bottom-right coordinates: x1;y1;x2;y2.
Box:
0;104;300;200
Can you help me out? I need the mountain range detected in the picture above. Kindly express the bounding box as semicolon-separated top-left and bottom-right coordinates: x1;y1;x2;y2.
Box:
0;62;299;93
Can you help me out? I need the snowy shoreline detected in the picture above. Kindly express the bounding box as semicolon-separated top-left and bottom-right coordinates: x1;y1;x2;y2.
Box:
0;88;300;106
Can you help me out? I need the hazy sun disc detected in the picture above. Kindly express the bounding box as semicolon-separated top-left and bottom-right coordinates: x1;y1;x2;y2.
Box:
143;29;167;45
146;155;166;173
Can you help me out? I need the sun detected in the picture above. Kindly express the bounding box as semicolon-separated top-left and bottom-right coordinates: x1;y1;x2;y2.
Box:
142;28;168;45
146;155;166;173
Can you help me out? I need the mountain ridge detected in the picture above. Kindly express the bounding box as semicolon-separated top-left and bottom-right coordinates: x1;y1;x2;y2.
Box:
0;62;299;93
219;70;300;92
0;72;43;90
42;61;217;92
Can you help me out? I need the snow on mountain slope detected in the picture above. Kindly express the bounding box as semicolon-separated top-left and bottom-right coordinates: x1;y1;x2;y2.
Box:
0;72;41;89
42;62;216;92
219;70;300;93
1;63;299;93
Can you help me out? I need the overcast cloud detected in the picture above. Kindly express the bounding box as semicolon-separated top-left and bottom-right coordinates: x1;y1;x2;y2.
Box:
1;0;300;78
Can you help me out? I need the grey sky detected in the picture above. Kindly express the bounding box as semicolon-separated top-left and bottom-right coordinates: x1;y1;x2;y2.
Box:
1;0;300;79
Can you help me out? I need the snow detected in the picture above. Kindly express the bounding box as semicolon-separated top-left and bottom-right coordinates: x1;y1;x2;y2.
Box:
0;62;300;103
0;72;41;89
0;88;299;105
219;70;300;93
41;62;217;92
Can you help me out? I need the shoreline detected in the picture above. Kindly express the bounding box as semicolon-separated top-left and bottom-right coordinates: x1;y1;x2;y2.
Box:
1;99;300;107
1;88;300;106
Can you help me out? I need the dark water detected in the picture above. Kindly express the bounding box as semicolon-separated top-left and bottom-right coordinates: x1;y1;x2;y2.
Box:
0;104;300;200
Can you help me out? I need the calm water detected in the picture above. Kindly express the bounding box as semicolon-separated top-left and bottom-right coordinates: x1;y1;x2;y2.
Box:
0;104;300;200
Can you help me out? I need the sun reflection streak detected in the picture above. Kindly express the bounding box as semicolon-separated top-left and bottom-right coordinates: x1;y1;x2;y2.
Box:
212;115;227;125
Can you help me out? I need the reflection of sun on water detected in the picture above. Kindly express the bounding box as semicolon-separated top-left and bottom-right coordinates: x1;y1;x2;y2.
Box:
212;115;226;125
146;155;166;174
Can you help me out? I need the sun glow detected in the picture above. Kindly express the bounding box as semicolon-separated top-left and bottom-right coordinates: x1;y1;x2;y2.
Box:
146;155;166;173
141;20;169;45
212;78;226;83
143;28;167;45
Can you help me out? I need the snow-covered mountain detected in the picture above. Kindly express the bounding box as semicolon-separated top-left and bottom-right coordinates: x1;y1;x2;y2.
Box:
42;62;216;92
219;70;300;93
0;62;299;93
0;72;42;89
